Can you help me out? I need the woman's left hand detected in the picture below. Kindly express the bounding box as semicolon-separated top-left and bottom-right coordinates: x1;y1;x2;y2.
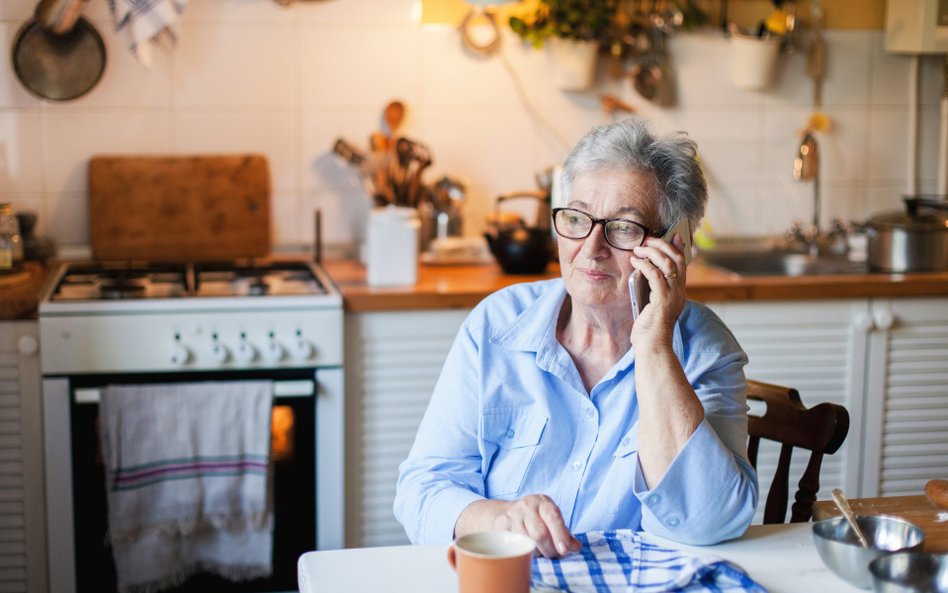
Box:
629;233;687;347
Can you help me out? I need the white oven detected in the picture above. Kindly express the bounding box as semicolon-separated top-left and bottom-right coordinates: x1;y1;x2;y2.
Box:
38;260;344;593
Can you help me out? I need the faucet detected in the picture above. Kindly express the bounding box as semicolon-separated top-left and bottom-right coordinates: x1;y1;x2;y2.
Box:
793;131;822;256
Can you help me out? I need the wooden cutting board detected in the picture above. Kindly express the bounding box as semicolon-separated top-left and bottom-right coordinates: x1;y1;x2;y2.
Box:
88;155;271;261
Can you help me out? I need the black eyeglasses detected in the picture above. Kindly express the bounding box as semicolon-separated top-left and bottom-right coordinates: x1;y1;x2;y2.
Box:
552;207;657;251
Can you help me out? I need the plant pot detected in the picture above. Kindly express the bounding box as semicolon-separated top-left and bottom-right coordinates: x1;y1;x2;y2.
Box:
547;37;599;91
730;33;781;91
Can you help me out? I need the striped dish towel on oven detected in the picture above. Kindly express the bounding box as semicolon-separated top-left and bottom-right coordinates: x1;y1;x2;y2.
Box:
108;0;188;66
531;530;768;593
98;381;274;593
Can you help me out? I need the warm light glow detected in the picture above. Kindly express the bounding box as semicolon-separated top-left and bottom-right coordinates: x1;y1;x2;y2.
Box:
271;405;295;461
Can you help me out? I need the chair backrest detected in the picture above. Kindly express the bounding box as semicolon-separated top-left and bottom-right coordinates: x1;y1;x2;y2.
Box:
746;379;850;524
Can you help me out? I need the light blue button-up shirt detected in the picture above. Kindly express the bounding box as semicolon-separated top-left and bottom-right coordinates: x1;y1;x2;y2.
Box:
394;278;758;546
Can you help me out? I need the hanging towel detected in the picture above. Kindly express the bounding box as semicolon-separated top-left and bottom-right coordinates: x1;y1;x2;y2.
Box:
531;530;768;593
99;381;274;593
108;0;188;66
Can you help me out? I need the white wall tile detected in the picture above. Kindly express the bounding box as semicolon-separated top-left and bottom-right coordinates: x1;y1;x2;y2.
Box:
174;111;300;191
703;183;759;237
868;33;913;107
181;0;297;23
866;108;910;183
44;111;173;192
2;192;47;234
420;27;520;108
696;140;761;185
46;191;89;246
271;190;303;246
301;26;421;108
0;109;44;192
673;31;763;108
918;54;943;108
761;108;869;182
174;23;296;107
302;189;369;246
296;0;417;24
916;105;942;187
756;177;818;234
817;30;872;107
0;0;33;21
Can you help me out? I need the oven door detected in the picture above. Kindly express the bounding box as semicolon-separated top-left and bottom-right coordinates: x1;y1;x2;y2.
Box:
42;367;344;593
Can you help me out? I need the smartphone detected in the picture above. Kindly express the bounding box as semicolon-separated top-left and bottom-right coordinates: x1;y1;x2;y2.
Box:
629;218;693;320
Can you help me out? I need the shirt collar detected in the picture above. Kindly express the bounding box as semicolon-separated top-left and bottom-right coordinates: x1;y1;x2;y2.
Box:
488;279;687;367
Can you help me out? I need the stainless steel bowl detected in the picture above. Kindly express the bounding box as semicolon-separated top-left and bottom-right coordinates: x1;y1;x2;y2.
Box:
870;552;948;593
812;516;926;589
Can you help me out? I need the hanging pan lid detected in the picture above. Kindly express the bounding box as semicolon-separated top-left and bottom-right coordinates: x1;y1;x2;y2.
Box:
12;16;106;102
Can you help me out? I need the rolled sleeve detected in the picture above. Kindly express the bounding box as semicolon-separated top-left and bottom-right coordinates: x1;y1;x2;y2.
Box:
634;420;757;544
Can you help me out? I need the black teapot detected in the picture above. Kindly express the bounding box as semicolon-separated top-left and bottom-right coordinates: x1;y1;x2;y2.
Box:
484;191;553;275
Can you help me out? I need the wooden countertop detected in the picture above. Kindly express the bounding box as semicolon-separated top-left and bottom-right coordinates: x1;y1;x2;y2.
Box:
323;259;948;312
813;495;948;553
0;263;52;321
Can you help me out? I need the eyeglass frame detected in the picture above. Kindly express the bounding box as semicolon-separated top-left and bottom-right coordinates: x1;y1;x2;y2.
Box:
551;207;665;252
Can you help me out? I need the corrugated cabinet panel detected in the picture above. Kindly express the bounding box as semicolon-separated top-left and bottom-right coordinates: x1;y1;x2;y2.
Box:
875;300;948;496
346;310;468;547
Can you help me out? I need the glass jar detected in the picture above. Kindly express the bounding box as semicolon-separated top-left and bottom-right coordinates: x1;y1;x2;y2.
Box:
0;203;24;273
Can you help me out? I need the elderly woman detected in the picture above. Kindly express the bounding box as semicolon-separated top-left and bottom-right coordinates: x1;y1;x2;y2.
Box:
394;118;757;558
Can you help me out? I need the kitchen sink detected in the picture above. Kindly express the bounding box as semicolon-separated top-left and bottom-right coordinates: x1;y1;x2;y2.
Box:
698;251;869;277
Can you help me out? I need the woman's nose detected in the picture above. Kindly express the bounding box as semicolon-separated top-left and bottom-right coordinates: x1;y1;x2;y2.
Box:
582;223;610;254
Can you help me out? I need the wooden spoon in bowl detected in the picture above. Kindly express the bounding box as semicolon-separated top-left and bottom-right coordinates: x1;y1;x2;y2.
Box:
833;488;870;548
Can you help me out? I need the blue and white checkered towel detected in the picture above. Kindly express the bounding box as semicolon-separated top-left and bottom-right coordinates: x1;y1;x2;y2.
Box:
108;0;188;65
531;531;767;593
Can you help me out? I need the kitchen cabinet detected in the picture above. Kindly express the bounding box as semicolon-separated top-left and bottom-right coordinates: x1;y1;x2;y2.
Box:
344;297;948;544
0;321;46;593
858;298;948;497
344;310;467;547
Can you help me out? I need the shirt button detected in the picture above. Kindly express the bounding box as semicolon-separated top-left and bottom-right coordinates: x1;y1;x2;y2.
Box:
505;428;515;439
667;516;681;527
585;408;595;419
571;461;582;471
647;494;661;506
621;437;631;446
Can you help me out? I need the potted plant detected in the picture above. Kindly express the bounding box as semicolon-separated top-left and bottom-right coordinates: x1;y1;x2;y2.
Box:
509;0;619;90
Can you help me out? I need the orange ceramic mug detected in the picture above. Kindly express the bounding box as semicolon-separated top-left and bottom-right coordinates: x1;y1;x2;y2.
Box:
447;531;536;593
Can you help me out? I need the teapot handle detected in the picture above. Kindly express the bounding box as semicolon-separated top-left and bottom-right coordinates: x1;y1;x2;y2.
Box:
495;191;551;231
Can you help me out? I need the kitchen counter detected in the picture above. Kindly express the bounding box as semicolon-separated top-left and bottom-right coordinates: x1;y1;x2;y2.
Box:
0;263;52;321
323;259;948;312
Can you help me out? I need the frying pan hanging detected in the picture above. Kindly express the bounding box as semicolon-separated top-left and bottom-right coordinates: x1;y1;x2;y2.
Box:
12;10;106;101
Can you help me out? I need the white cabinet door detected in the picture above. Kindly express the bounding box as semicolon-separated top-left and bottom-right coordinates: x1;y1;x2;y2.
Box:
0;322;45;593
345;310;468;547
861;298;948;497
704;300;870;519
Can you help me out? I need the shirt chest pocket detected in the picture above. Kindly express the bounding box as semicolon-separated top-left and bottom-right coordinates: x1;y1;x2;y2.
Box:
613;428;638;460
482;409;548;497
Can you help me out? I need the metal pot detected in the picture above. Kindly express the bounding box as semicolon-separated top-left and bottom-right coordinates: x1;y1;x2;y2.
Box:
865;197;948;273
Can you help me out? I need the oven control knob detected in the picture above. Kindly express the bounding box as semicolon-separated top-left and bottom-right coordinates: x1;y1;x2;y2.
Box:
234;340;257;364
290;338;314;361
170;343;192;366
263;340;285;363
209;342;230;364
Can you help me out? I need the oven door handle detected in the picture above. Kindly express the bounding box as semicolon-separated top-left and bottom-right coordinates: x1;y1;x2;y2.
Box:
74;379;315;404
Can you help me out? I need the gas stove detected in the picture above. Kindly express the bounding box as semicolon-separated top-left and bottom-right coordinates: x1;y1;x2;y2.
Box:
38;258;342;374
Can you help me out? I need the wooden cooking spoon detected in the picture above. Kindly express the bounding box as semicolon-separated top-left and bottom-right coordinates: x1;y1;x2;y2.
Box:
925;479;948;510
383;100;405;138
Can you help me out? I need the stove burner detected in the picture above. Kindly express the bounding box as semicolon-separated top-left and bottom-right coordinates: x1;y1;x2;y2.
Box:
99;281;147;300
248;279;270;296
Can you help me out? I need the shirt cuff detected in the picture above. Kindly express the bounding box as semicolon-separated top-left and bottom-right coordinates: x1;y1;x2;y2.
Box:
421;487;486;544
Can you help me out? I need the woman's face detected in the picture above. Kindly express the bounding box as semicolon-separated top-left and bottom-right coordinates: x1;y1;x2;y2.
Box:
557;168;660;313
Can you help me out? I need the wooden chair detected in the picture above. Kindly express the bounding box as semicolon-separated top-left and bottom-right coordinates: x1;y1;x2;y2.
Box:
746;379;850;524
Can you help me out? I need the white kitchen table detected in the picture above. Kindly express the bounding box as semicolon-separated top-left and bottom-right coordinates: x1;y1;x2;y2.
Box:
297;522;862;593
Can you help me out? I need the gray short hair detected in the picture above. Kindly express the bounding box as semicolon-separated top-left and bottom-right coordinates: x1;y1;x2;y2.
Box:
560;117;707;231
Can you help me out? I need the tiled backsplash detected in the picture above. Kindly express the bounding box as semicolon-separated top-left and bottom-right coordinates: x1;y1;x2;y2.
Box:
0;0;942;251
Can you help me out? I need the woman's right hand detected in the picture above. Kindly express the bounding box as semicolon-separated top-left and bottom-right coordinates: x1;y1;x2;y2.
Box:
455;495;581;558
